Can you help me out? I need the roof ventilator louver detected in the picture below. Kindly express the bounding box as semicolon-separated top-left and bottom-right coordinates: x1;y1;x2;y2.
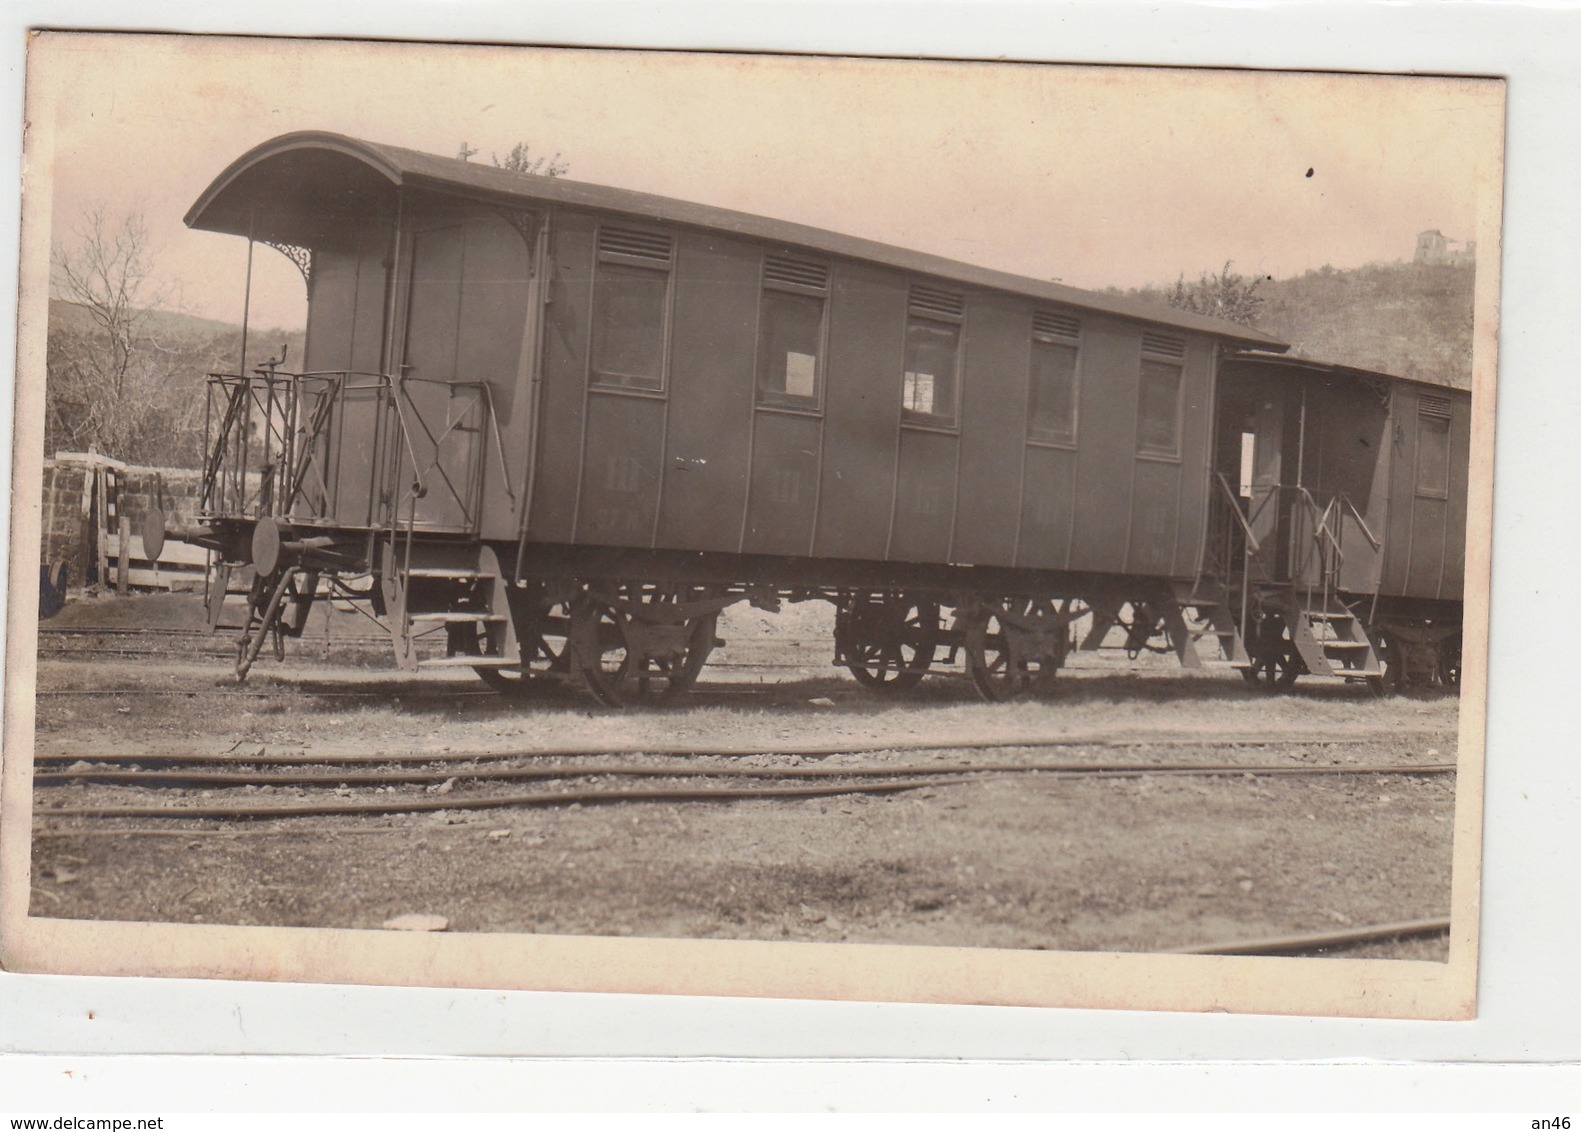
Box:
765;254;829;291
1141;331;1187;359
909;284;965;321
599;226;673;263
1033;311;1082;340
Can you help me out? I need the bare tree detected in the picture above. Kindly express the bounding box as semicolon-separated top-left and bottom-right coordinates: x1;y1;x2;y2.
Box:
52;207;165;401
46;207;204;463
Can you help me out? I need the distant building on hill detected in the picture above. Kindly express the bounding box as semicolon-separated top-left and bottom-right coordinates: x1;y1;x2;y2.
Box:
1415;229;1476;267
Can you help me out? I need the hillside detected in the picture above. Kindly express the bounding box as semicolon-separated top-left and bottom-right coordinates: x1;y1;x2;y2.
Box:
1256;262;1475;389
1128;260;1475;389
45;300;308;467
48;299;304;357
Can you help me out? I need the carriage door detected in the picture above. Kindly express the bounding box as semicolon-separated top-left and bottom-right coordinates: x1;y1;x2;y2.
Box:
1244;392;1290;581
396;224;484;532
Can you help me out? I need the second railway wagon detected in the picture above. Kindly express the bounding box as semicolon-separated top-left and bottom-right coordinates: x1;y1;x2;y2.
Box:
149;130;1444;704
1201;353;1470;689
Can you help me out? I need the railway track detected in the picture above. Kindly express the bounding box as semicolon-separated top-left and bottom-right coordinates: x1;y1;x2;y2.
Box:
29;737;1457;960
29;699;1458;962
30;729;1444;765
31;621;1460;961
32;731;1454;823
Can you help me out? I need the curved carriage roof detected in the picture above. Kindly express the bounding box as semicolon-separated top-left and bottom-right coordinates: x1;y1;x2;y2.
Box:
1223;350;1472;396
188;130;1288;351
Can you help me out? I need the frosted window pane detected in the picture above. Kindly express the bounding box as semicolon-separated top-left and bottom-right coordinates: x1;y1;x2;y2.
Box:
785;351;817;398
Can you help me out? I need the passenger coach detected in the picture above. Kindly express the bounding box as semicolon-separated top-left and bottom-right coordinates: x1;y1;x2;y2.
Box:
145;131;1464;703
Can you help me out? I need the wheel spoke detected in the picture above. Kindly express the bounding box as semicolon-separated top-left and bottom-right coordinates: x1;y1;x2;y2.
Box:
963;597;1065;702
573;585;717;707
837;595;938;691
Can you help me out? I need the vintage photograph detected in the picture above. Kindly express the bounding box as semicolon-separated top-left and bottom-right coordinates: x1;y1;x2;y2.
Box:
2;32;1502;1016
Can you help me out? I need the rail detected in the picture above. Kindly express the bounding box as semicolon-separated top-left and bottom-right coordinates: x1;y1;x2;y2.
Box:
34;750;1454;821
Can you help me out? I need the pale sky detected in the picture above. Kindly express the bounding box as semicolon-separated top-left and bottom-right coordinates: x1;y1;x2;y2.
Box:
30;33;1504;331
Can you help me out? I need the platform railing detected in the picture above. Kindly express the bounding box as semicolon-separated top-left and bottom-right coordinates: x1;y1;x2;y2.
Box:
200;367;498;538
1207;477;1383;639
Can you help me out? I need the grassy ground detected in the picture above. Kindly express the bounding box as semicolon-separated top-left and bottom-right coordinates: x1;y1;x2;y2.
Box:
28;592;1460;960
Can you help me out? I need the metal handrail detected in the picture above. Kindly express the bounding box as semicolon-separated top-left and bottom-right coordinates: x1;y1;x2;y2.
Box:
284;375;343;518
201;379;249;510
1213;472;1262;555
478;381;516;505
384;382;428;499
1338;492;1382;550
1292;485;1344;584
393;376;489;527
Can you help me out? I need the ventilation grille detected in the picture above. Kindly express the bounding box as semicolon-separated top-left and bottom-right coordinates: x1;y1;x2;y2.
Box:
598;226;672;263
1033;310;1081;340
1419;394;1453;420
909;284;965;320
1141;331;1187;359
764;254;829;291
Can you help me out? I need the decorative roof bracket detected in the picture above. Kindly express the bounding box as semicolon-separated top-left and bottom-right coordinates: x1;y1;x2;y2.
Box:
1359;374;1393;409
494;208;540;250
264;241;313;292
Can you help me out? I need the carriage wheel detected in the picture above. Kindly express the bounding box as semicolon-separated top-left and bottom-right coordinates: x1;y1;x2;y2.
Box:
1364;630;1402;696
568;596;629;708
1241;642;1302;691
1363;628;1392;697
441;580;576;696
962;597;1066;702
570;587;719;708
444;621;518;693
486;592;576;694
446;604;574;696
835;596;940;691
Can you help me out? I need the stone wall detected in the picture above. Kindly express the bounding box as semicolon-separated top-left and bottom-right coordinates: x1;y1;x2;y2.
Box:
39;455;211;605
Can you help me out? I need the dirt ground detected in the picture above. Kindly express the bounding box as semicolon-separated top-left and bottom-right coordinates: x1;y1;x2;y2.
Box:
25;592;1460;960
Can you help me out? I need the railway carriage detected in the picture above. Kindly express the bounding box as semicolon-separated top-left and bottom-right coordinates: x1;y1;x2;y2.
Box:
1203;353;1470;689
145;131;1469;703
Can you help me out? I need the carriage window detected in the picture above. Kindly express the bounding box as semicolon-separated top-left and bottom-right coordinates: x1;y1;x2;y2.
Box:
756;255;828;408
902;285;963;427
1416;397;1452;498
1137;331;1186;457
591;226;673;392
1028;311;1080;443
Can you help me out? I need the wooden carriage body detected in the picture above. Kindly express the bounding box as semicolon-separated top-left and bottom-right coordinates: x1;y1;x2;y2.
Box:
165;132;1465;700
184;132;1282;582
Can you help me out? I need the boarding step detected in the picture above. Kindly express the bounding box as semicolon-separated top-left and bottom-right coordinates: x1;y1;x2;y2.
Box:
1176;594;1234;608
406;567;495;581
1164;579;1250;670
1283;596;1382;678
418;655;519;670
388;543;519;675
407;611;507;623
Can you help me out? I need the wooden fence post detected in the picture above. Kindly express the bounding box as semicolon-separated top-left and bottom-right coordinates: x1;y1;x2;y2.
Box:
95;467;109;592
117;514;131;594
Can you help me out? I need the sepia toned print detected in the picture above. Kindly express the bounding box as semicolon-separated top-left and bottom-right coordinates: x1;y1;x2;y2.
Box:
0;33;1502;1018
